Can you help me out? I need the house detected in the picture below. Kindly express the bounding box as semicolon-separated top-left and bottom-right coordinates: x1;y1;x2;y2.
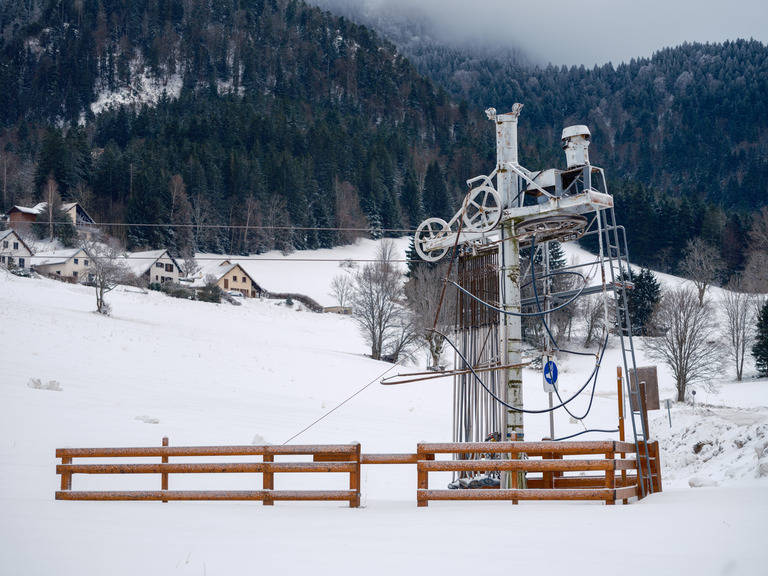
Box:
190;260;264;298
31;248;93;282
0;229;34;270
8;202;98;235
125;249;183;285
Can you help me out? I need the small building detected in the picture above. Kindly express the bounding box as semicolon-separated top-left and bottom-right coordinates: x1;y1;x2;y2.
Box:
323;306;353;315
8;202;98;236
0;229;34;270
31;248;93;282
125;249;183;285
191;260;264;298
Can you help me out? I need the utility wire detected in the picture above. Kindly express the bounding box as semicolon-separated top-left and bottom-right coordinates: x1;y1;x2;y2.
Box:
282;346;424;445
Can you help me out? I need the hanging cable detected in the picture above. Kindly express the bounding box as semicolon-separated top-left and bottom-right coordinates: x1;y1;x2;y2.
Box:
436;329;601;415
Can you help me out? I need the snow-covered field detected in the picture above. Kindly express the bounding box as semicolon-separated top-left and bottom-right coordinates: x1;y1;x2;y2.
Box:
1;238;767;575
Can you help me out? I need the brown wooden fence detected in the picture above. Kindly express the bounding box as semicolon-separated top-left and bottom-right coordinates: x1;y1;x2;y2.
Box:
415;440;661;507
55;439;660;507
56;439;361;507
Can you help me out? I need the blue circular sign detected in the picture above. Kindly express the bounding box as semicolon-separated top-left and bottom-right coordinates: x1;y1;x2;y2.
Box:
544;360;558;386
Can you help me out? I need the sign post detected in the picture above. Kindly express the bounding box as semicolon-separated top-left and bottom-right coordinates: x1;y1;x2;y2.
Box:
543;357;558;439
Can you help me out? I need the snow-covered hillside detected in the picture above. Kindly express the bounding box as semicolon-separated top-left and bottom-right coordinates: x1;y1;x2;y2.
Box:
1;238;766;576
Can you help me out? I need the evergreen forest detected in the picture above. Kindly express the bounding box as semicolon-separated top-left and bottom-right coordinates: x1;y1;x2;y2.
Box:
0;0;766;279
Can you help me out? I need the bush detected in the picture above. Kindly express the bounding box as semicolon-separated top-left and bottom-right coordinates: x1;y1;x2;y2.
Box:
753;301;768;377
198;283;223;303
160;282;195;300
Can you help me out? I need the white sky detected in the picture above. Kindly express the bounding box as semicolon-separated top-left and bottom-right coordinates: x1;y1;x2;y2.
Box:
312;0;768;66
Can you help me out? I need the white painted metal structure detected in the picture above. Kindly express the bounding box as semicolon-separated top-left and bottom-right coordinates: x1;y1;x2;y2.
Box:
414;105;654;496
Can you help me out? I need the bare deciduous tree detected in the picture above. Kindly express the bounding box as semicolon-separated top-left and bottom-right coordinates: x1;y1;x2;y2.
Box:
748;207;768;253
82;237;132;315
742;251;768;294
350;240;413;362
679;237;724;306
405;263;457;370
329;272;354;308
169;174;194;255
721;281;756;381
644;286;724;402
578;293;607;348
334;179;365;246
43;176;60;242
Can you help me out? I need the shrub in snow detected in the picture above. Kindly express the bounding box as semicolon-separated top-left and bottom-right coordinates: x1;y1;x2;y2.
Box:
198;277;223;303
160;282;195;300
752;301;768;376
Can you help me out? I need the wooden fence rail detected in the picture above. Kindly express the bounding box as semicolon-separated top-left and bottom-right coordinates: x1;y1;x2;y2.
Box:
56;439;361;507
55;439;661;507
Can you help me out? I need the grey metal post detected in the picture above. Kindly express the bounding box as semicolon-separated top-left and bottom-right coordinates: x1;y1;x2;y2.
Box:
490;105;524;445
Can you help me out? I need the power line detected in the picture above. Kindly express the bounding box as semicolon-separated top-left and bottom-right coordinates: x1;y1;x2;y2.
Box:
33;220;420;234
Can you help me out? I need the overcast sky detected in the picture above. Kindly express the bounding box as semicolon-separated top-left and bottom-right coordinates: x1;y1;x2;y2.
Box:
310;0;768;66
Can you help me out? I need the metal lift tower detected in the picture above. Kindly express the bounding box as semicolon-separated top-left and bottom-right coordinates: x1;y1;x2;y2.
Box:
414;105;654;496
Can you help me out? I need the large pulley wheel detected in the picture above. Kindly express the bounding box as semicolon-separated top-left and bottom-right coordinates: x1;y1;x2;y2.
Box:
515;214;588;245
463;186;502;232
415;217;450;262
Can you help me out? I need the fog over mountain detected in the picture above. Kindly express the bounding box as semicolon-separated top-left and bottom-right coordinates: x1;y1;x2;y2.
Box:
307;0;768;66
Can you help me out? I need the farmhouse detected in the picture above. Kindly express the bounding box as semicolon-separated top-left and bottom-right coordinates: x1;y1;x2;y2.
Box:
31;248;93;282
190;260;264;298
7;202;98;235
125;249;182;285
0;229;34;270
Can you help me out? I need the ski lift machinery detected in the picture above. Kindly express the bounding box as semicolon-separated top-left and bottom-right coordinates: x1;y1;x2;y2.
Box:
413;104;654;496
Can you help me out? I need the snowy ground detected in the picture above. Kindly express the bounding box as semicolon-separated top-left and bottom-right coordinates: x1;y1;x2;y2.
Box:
1;238;767;575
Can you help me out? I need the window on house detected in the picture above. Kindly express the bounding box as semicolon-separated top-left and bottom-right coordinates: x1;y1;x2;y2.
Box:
2;241;7;248
156;262;164;268
74;258;79;264
56;270;61;275
73;271;78;278
84;259;88;266
18;258;24;268
1;256;4;263
242;277;246;283
165;263;173;272
13;242;19;249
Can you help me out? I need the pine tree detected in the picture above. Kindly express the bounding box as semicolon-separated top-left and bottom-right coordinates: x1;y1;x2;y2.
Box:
626;268;662;336
753;301;768;377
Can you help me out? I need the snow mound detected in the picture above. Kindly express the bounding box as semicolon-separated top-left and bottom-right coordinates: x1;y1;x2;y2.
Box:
652;405;768;485
27;378;63;391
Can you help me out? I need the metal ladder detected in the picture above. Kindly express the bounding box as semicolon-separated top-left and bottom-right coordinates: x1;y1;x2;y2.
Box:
597;206;654;497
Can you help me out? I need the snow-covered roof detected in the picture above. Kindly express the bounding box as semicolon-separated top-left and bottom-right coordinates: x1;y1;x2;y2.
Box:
31;248;85;267
10;205;40;215
124;249;179;277
0;229;34;254
189;261;240;287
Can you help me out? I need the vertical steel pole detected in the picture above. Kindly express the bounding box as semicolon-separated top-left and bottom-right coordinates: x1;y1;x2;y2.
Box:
492;105;524;447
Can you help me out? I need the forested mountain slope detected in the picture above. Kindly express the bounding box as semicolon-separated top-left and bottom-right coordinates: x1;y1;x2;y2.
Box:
0;0;492;254
1;0;766;278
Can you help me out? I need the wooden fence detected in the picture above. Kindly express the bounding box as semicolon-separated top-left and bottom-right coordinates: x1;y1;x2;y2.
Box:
55;439;661;507
415;440;660;506
56;439;361;507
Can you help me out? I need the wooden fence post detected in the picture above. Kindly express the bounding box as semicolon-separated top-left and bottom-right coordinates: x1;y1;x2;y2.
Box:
60;456;72;491
161;437;169;503
350;443;361;508
263;447;274;506
605;449;615;505
416;444;430;508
